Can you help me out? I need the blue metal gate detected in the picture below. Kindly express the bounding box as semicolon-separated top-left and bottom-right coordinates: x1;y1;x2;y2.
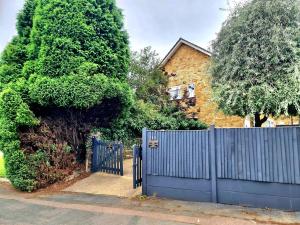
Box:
133;144;142;188
91;137;123;176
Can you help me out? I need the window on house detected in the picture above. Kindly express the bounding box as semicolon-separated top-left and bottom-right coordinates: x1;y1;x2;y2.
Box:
244;115;251;128
265;118;276;128
169;86;182;100
187;84;195;98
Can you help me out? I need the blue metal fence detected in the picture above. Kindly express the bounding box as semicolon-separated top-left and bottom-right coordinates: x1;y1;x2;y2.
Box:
215;127;300;184
142;126;300;210
133;144;142;188
92;138;123;176
146;130;210;179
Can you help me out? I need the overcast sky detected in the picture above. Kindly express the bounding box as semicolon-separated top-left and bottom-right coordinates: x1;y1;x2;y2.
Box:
0;0;245;57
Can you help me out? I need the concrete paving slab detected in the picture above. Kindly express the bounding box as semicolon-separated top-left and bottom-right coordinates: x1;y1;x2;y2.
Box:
64;159;142;197
0;178;9;183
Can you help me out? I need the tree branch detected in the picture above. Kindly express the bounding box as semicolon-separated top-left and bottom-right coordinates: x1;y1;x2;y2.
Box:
260;115;268;124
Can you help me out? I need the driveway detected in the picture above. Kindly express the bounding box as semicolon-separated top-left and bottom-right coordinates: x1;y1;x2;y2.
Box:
65;159;141;197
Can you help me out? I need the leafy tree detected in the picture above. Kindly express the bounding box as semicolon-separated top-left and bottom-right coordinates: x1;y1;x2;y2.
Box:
118;47;207;146
211;0;300;127
128;47;169;107
0;0;132;191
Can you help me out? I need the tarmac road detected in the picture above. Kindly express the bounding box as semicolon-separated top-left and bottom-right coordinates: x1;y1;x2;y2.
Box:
0;182;299;225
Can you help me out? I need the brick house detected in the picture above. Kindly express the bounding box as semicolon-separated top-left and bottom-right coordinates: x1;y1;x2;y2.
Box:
161;38;299;127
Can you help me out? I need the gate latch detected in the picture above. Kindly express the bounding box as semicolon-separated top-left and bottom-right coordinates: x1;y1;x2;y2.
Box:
148;140;159;149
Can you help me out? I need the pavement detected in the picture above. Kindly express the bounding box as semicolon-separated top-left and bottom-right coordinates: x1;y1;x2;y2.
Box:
1;181;300;225
64;159;142;198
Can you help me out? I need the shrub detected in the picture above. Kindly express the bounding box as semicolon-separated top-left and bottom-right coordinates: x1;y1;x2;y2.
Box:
100;100;208;147
0;0;131;191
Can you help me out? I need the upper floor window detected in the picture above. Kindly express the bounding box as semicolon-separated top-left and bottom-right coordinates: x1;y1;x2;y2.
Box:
244;115;251;128
187;84;195;98
265;118;276;128
169;86;182;100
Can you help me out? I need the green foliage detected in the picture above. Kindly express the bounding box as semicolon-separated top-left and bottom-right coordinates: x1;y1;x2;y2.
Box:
0;0;205;191
211;0;300;124
16;103;40;126
16;0;36;40
108;46;208;146
108;47;207;146
29;0;129;79
0;88;39;190
100;100;208;146
0;0;36;88
27;73;132;108
0;37;28;87
0;88;38;126
128;47;168;106
126;47;207;142
0;0;131;191
5;150;37;192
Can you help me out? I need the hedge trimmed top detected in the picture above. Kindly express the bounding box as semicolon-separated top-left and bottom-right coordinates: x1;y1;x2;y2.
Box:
30;0;129;79
0;0;132;107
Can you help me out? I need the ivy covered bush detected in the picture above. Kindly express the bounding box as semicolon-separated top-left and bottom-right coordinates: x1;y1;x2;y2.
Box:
101;100;208;146
0;0;132;191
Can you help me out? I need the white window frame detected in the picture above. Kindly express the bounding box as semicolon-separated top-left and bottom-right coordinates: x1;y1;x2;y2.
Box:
187;83;195;98
244;115;251;128
265;118;276;128
169;86;182;100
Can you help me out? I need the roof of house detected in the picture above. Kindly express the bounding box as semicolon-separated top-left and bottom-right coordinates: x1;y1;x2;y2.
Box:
160;38;212;67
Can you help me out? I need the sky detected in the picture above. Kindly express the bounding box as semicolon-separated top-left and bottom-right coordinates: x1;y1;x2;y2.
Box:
0;0;245;58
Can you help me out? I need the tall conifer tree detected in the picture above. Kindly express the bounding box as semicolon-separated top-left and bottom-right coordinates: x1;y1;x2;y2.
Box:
0;0;132;191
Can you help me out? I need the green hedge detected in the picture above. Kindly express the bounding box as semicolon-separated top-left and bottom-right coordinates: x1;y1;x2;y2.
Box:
0;0;131;191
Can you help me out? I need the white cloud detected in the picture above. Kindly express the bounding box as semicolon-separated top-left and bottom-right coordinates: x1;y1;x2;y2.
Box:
0;0;247;57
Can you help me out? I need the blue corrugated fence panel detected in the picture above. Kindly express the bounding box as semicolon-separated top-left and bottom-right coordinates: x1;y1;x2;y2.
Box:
215;127;300;184
146;127;300;185
146;130;210;179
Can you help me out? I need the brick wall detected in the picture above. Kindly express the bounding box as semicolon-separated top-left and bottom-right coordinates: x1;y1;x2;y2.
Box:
163;44;244;128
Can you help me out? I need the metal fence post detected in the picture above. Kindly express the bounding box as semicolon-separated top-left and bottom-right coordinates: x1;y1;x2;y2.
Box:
133;145;137;189
91;137;98;172
210;125;218;203
120;144;124;176
142;128;147;195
